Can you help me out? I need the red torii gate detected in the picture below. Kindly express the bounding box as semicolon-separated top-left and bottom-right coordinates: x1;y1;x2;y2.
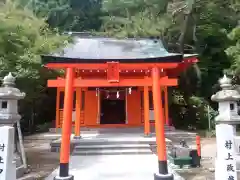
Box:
41;34;198;180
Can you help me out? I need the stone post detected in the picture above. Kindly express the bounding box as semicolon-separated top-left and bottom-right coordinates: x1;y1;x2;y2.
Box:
0;73;26;179
0;126;15;180
211;75;240;180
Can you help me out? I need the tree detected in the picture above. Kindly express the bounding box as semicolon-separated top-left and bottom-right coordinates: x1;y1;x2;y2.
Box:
100;0;239;129
227;27;240;71
225;0;240;77
0;1;70;132
100;0;171;39
19;0;103;32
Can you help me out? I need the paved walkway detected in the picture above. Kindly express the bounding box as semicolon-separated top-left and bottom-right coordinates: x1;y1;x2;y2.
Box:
45;154;183;180
45;127;187;180
46;154;157;180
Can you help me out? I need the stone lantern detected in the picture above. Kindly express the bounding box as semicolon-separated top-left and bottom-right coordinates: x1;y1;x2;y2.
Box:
0;72;26;178
0;72;25;125
211;74;240;180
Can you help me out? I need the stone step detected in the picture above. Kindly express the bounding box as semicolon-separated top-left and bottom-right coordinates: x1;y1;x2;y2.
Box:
72;149;153;156
75;144;150;151
50;137;172;152
51;139;157;147
49;126;175;133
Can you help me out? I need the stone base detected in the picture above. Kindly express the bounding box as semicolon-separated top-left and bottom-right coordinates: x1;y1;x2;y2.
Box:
154;173;174;180
16;165;26;178
54;175;74;180
73;136;82;140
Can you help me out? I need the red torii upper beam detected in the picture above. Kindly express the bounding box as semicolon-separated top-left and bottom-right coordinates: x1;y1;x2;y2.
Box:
48;76;178;87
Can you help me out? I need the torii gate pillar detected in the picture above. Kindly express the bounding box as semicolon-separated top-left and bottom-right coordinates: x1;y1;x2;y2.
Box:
152;67;173;180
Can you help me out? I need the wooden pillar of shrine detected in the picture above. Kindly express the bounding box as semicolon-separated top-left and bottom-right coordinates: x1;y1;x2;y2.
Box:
152;67;173;180
56;88;60;128
56;68;74;180
144;83;150;136
163;87;169;126
74;87;82;139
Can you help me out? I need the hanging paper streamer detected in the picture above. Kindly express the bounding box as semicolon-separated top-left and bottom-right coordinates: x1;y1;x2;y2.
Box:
96;88;99;96
116;91;120;99
128;87;132;95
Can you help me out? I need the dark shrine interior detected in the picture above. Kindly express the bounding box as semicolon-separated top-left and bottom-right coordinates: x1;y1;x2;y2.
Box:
100;91;126;124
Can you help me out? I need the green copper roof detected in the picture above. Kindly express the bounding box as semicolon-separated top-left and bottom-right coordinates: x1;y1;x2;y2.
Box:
41;34;197;64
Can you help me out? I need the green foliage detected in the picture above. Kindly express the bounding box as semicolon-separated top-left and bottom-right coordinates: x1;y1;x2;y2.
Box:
100;0;239;129
188;96;217;129
100;0;171;38
0;0;238;131
19;0;103;31
226;27;240;74
170;92;217;129
0;1;70;131
195;0;237;96
0;1;69;98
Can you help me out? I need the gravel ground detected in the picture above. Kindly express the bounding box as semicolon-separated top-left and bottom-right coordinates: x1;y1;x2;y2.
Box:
20;133;237;180
176;138;216;180
150;138;216;180
21;134;60;179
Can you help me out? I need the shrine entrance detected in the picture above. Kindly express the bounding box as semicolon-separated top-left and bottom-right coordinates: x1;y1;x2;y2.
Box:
100;99;126;124
100;89;126;124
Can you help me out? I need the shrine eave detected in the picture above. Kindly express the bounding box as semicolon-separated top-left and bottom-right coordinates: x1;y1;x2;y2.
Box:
41;54;183;64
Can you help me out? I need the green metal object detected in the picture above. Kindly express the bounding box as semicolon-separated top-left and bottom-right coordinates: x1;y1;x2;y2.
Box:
168;155;192;168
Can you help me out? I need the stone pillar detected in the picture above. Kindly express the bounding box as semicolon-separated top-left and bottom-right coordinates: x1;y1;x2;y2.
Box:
211;75;240;180
0;72;26;179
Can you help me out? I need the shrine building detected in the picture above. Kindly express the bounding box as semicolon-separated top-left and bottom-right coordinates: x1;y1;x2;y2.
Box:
41;32;198;179
43;33;197;133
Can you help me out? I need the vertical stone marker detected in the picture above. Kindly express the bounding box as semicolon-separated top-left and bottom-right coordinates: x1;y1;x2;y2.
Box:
0;72;26;178
212;75;240;180
215;124;237;179
0;126;16;180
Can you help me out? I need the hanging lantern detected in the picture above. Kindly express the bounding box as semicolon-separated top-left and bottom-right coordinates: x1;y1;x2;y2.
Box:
116;91;120;99
128;87;132;95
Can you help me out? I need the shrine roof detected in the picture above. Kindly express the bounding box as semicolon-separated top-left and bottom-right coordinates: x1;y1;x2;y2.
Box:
41;33;197;64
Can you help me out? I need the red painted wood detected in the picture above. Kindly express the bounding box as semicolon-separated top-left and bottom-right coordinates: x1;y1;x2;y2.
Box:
107;62;120;82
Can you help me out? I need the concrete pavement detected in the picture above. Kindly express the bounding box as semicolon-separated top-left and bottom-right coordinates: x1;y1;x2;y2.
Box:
45;154;184;180
45;127;187;180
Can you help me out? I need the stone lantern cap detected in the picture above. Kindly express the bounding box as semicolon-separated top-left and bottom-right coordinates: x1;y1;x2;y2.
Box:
211;74;240;102
0;73;25;100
